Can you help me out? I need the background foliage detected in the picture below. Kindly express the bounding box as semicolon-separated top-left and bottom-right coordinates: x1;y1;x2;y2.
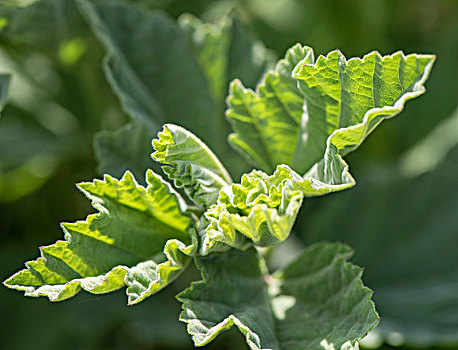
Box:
0;0;456;349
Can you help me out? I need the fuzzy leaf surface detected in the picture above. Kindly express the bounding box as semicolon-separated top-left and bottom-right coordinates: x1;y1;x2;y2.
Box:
178;242;378;350
4;170;194;304
200;162;357;255
152;124;232;208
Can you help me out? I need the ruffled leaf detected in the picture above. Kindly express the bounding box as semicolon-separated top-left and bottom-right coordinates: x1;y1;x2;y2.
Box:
213;48;435;253
199;164;354;254
3;170;193;303
152;124;232;208
178;243;378;350
300;142;458;346
125;228;198;305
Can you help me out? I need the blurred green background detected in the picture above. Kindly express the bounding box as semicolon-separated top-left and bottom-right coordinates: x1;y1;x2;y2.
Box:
0;0;457;349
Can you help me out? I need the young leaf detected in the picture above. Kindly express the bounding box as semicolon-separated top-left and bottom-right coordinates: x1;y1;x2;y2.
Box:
199;163;356;255
152;124;232;207
226;44;314;172
3;170;193;303
227;47;435;175
178;243;378;350
200;167;303;254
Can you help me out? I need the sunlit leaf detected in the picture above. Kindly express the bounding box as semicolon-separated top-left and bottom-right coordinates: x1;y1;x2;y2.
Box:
294;50;435;174
226;44;313;172
152;124;232;208
4;170;193;304
227;47;435;176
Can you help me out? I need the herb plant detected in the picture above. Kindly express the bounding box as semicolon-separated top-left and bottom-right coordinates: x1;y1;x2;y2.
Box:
2;1;436;349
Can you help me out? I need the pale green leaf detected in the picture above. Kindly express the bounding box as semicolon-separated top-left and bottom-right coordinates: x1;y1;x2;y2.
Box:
3;170;193;303
152;124;232;207
178;243;378;350
226;44;314;172
200;167;303;254
199;163;355;255
227;47;435;177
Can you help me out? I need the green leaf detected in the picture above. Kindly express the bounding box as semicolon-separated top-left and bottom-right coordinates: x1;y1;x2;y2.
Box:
179;14;275;105
87;9;273;179
125;227;198;305
3;170;193;303
178;14;231;104
293;50;436;174
152;124;232;207
227;47;435;176
226;44;313;172
77;0;216;141
178;243;378;350
200;167;303;254
178;13;276;180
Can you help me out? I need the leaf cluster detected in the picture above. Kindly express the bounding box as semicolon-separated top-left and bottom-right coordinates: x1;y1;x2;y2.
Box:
0;1;442;349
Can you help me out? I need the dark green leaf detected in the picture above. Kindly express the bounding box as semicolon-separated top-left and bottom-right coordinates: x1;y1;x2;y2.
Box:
178;243;378;349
